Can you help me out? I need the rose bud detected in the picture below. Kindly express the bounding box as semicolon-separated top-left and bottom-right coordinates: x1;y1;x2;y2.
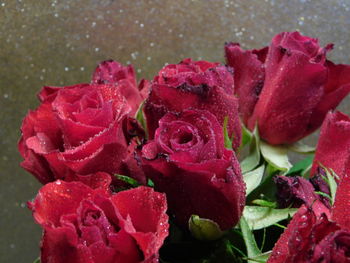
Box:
309;170;332;208
311;111;350;180
274;175;331;209
225;31;350;145
28;180;169;263
274;176;320;208
143;58;241;149
139;109;245;230
18;60;146;184
268;173;350;262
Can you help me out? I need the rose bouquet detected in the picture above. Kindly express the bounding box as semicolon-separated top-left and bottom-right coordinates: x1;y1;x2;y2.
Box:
19;31;350;262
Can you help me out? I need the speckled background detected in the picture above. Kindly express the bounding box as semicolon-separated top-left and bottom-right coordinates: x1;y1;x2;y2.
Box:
1;0;350;262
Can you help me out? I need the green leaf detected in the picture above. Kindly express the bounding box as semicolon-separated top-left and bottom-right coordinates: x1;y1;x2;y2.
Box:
240;124;253;149
315;191;332;201
241;128;261;173
33;258;40;263
244;165;265;196
189;215;224;241
288;141;315;154
318;164;339;205
260;141;291;172
113;174;140;187
239;216;261;263
245;251;271;263
301;165;312;178
327;169;338;205
243;206;297;230
286;155;314;176
223;116;233;150
147;178;154;187
225;239;246;258
201;239;243;263
273;223;287;229
251;199;277;208
247;167;276;202
135;101;148;138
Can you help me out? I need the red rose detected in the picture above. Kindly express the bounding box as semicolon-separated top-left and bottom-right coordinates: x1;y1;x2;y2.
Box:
311;111;350;180
268;176;350;262
268;206;350;263
225;31;350;145
28;180;169;263
144;58;241;149
140;109;245;230
18;60;146;184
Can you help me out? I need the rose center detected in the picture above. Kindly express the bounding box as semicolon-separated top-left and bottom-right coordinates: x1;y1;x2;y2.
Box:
172;127;195;145
83;210;102;226
175;131;193;144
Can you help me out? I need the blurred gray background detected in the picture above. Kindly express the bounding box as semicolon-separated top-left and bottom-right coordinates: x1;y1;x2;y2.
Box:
1;0;350;262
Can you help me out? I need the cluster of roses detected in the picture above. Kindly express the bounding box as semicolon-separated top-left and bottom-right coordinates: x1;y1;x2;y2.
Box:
19;31;350;263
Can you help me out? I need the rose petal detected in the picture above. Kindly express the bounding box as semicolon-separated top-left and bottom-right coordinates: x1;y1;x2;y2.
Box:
65;172;112;191
38;86;62;103
41;226;94;263
268;206;311;263
91;60;136;87
142;151;244;230
311;111;350;179
332;175;350;230
112;187;169;259
56;119;127;174
308;61;350;131
29;180;96;226
57;118;106;148
225;43;267;124
19;148;56;184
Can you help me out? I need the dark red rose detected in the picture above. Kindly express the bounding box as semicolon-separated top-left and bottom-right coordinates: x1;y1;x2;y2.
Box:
18;60;146;184
309;172;332;208
274;174;331;209
29;180;169;263
144;58;241;149
268;175;350;262
140;109;245;230
311;111;350;180
274;175;330;208
225;31;350;145
268;205;350;263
